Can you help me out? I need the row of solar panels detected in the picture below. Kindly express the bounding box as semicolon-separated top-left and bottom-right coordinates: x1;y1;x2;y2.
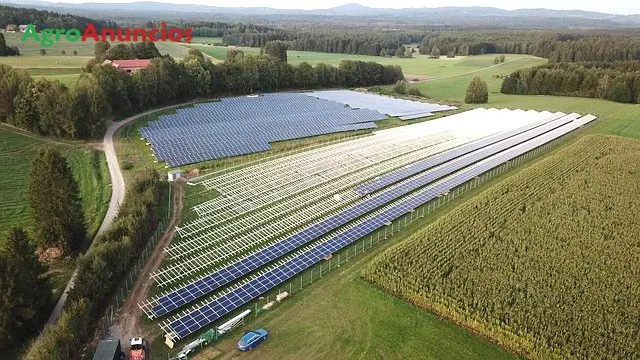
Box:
354;112;575;195
306;90;457;118
140;93;391;167
140;91;457;167
160;113;596;340
145;122;378;167
146;111;585;320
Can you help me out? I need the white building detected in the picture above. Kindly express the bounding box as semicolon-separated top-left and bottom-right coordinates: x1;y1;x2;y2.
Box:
168;170;183;182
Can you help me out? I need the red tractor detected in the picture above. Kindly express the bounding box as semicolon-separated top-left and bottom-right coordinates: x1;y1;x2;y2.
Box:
129;337;146;360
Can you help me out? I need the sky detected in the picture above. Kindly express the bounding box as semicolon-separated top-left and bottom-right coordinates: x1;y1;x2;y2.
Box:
43;0;639;15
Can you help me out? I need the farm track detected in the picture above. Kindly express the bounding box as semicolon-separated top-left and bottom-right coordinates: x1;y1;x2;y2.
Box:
409;57;540;82
45;102;197;327
116;181;185;347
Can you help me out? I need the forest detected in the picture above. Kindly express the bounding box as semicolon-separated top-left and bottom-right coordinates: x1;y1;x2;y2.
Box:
500;60;640;103
363;134;640;360
0;5;116;31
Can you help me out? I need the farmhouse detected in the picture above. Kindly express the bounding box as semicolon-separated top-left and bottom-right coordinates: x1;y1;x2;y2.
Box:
5;24;17;32
102;59;152;74
18;24;28;32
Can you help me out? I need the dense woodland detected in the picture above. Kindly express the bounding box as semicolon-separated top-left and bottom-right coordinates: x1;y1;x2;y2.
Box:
0;5;115;31
501;60;640;103
224;29;424;56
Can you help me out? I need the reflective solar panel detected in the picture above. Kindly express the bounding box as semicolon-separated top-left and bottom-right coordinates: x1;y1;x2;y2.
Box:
161;114;597;340
148;112;581;318
140;93;386;166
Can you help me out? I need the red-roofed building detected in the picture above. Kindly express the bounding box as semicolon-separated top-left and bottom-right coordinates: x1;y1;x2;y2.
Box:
102;59;152;74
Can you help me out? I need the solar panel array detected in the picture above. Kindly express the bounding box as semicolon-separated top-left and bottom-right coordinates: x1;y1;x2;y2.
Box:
140;93;387;166
143;111;578;319
307;90;457;120
159;113;597;339
145;109;548;290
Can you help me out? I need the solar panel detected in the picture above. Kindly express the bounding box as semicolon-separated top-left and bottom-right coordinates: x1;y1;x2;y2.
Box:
307;90;457;118
161;113;597;340
146;112;581;318
140;93;387;166
355;112;575;195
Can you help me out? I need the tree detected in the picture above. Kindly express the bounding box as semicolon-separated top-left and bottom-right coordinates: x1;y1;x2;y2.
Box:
396;46;405;58
263;40;288;62
447;51;455;58
73;50;78;56
404;47;413;58
73;75;109;137
61;50;66;55
393;80;407;94
39;49;46;56
29;148;86;254
226;49;244;62
0;228;50;350
605;78;633;103
379;49;388;57
430;46;441;59
94;41;110;59
294;61;316;89
465;77;489;103
105;43;134;60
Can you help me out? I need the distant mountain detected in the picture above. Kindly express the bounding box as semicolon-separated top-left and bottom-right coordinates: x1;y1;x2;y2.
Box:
1;1;638;26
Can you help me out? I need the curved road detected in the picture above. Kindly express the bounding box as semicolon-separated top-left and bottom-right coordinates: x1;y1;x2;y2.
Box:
46;103;191;327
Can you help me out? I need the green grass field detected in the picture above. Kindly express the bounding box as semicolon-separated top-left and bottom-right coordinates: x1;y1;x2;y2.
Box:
0;127;110;307
194;239;520;360
0;128;110;243
189;36;223;45
183;45;542;77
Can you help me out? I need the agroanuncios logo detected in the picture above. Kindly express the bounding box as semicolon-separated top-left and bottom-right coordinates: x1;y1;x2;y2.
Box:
21;22;192;47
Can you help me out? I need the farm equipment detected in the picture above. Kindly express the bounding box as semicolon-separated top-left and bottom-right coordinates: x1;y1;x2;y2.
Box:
129;337;146;360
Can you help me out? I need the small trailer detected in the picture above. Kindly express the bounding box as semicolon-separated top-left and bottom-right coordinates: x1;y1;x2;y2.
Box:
92;338;125;360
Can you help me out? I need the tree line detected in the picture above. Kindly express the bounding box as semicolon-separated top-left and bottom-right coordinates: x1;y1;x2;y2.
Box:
0;147;90;352
223;29;424;57
0;33;19;57
417;29;640;62
23;170;163;360
0;4;116;31
500;61;640;104
0;42;403;140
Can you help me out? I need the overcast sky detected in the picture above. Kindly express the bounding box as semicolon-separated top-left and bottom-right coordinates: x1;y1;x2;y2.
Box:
45;0;639;15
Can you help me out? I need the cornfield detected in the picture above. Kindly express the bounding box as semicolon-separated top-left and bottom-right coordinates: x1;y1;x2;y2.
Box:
363;134;640;360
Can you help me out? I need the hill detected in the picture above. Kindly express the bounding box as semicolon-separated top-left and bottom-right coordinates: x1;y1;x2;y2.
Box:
1;1;639;28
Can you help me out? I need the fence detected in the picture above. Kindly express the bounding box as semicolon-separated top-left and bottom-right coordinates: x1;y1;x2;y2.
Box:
113;123;587;353
97;184;172;339
240;127;584;324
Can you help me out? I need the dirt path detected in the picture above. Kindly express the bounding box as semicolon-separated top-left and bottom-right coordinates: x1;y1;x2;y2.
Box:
46;102;197;328
116;181;185;345
412;57;540;83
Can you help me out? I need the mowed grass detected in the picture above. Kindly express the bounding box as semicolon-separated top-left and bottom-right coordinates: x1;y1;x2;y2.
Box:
189;36;223;44
182;45;541;77
0;128;110;242
407;56;547;100
195;244;519;360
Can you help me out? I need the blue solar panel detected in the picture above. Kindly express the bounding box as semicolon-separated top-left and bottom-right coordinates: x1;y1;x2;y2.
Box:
355;112;570;195
150;113;578;318
164;114;596;339
140;93;386;166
